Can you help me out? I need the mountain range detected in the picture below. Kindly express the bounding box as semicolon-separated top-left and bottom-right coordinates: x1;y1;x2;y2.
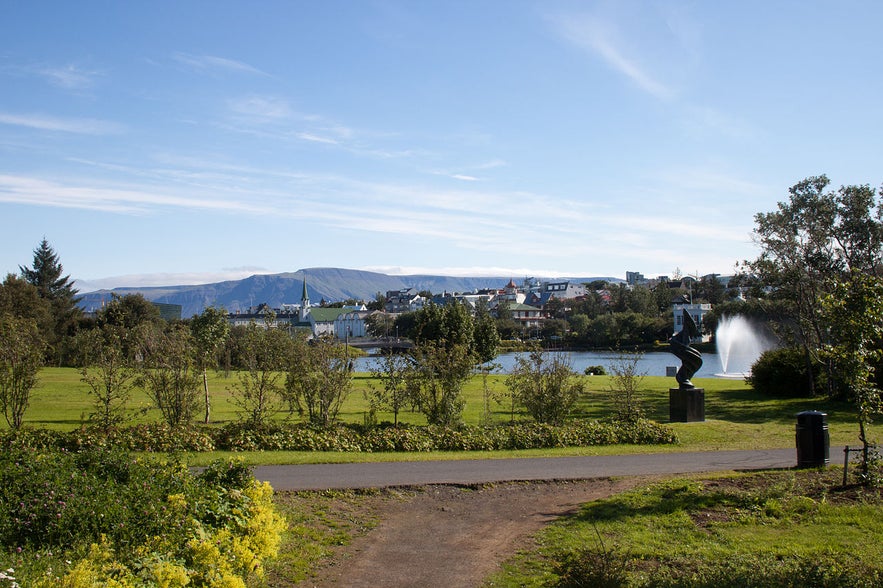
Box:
76;268;618;317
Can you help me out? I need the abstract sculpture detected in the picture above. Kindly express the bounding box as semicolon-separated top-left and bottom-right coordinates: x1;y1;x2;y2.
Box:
669;308;703;389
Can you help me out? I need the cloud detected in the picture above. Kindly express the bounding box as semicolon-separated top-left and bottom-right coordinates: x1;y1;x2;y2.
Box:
0;174;271;215
227;95;292;120
172;53;270;76
0;112;123;134
38;64;100;90
550;14;673;99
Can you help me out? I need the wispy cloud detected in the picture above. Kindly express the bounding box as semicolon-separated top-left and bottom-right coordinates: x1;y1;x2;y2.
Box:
0;174;269;215
1;155;756;279
550;14;673;99
227;95;292;120
0;112;123;134
172;53;270;76
37;64;100;90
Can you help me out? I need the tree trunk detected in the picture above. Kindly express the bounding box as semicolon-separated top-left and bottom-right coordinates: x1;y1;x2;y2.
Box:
203;368;211;424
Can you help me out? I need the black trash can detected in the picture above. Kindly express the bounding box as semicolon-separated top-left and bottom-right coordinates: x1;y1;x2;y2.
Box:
796;411;829;467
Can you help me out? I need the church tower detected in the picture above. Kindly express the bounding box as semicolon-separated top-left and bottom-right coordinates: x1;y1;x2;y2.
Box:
299;275;311;322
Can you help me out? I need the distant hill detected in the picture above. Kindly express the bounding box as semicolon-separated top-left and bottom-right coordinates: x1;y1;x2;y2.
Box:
77;268;619;317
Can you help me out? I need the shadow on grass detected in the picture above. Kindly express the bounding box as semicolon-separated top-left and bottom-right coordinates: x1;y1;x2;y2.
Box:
572;480;756;524
623;387;857;426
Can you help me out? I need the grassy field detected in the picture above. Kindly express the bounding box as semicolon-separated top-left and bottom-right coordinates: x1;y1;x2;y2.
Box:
486;468;883;587
16;367;878;467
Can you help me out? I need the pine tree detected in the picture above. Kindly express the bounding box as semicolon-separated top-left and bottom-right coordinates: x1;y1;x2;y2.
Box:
19;238;82;362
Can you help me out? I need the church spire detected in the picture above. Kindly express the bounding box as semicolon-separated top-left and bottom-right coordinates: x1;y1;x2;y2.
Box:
300;274;310;322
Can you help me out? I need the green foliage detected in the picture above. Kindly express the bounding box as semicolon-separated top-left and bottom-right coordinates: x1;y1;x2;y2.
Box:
407;341;473;426
821;272;883;483
190;305;231;424
367;351;412;426
0;418;677;454
506;349;585;424
747;346;820;397
18;239;81;364
492;470;883;588
607;352;646;422
0;315;45;429
0;448;286;587
75;325;140;431
137;323;203;427
285;335;354;427
230;321;292;425
212;418;676;452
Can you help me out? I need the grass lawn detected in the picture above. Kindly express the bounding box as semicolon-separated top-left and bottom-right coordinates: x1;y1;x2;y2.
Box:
486;468;883;587
15;368;879;466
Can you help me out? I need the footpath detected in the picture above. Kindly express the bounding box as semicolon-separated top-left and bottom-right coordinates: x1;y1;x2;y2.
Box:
252;447;820;491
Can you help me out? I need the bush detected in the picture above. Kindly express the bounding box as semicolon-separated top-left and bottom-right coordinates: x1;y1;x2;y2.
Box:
0;448;286;587
748;346;820;397
1;419;678;455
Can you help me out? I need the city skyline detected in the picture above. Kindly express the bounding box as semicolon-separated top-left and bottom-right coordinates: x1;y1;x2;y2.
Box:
2;2;881;289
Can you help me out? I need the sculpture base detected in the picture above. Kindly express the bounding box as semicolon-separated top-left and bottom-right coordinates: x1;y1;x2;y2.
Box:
669;388;705;422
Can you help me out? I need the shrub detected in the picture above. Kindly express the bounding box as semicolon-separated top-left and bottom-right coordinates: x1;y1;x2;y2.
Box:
0;449;286;587
748;346;821;397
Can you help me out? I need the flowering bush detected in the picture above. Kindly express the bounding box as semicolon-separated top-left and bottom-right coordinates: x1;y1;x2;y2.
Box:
0;449;286;587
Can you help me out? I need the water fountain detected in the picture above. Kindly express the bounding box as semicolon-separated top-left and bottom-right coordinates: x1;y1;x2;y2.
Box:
715;315;775;377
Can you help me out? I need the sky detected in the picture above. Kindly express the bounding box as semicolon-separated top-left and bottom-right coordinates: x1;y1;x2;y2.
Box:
2;1;882;292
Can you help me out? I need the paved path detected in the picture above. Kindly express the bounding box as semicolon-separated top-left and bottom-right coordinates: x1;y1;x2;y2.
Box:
253;447;832;490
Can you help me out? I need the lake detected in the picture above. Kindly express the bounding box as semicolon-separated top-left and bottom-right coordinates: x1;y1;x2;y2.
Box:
355;349;741;379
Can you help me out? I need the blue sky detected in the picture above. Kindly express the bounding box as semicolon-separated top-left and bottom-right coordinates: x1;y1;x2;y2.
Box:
2;1;881;292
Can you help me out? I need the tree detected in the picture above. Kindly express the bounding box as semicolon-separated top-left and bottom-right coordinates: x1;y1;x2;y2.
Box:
505;349;584;425
820;272;883;483
748;175;883;395
230;320;292;426
0;315;45;429
365;312;395;338
0;274;53;335
18;239;81;363
76;325;139;431
138;323;202;427
367;351;412;426
190;306;231;423
406;341;473;426
472;299;500;364
284;335;353;427
403;301;482;426
98;293;162;331
607;352;646;422
366;292;387;312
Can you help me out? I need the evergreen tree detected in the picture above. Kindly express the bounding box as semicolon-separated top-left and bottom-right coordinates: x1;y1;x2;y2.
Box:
19;239;82;363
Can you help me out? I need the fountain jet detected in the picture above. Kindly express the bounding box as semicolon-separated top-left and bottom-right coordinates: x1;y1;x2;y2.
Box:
715;315;775;377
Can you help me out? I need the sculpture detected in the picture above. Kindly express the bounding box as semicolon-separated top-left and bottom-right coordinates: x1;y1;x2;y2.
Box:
669;308;703;389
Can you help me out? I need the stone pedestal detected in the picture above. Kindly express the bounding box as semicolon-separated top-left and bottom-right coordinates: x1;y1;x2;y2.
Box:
669;388;705;422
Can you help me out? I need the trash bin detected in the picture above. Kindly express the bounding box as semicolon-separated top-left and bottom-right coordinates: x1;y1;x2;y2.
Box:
796;411;829;467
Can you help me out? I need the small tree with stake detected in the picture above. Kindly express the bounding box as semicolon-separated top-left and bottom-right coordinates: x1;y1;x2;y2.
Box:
821;271;883;485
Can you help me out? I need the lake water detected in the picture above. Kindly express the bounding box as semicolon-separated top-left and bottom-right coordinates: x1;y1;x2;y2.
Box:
355;350;739;379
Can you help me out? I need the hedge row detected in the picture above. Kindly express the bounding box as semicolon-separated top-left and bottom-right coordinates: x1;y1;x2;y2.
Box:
0;418;677;453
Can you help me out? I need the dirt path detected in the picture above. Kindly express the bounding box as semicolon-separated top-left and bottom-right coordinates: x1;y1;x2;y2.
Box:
296;477;648;588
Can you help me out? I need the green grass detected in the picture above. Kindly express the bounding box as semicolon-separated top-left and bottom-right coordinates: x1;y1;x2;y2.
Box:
487;469;883;587
16;368;880;466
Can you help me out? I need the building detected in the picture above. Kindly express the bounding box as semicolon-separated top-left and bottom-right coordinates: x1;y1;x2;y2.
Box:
672;301;712;342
